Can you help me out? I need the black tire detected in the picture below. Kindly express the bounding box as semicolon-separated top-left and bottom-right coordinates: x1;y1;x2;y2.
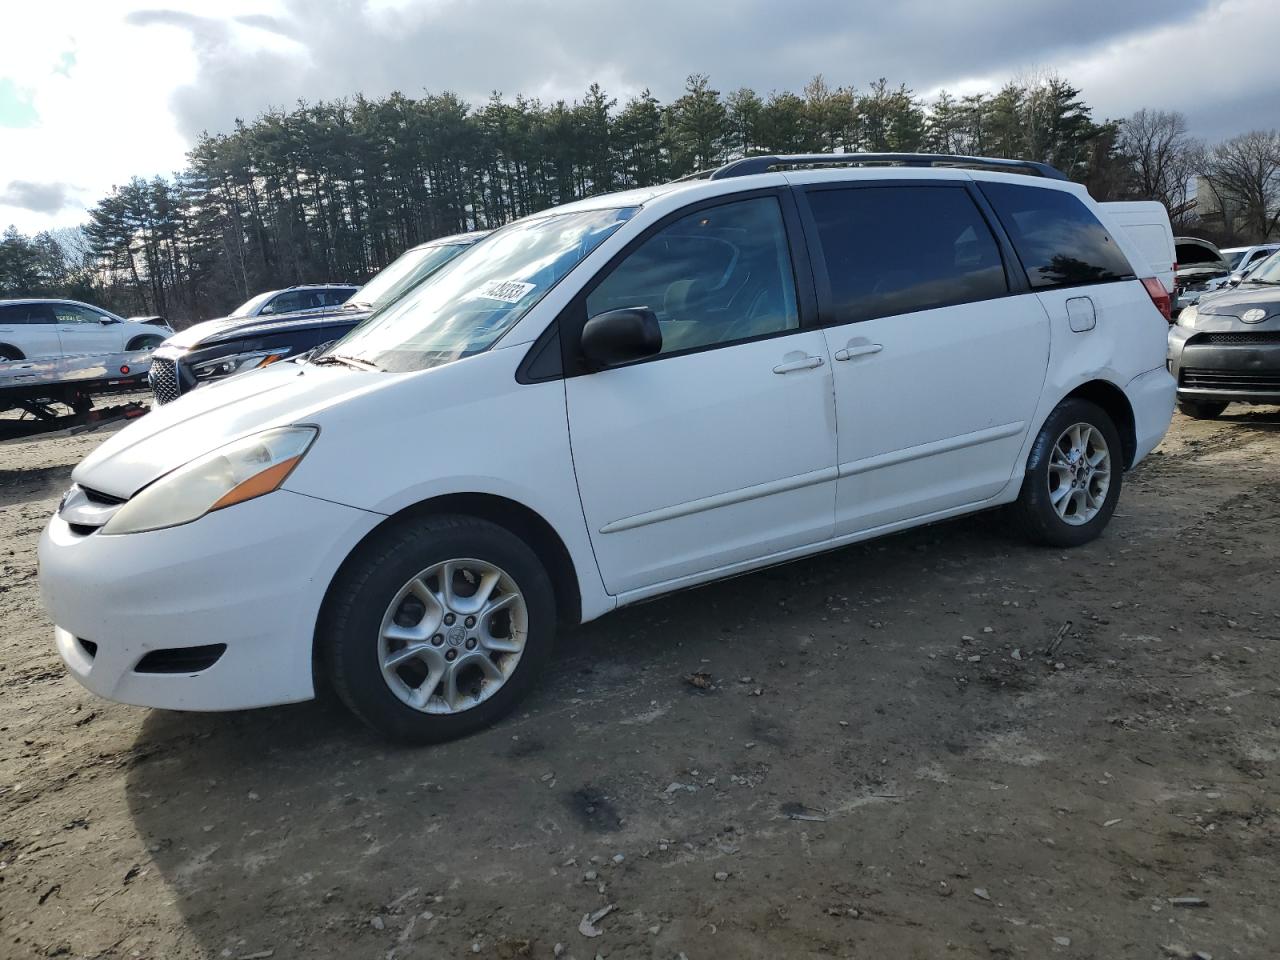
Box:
320;513;556;744
0;346;22;362
1010;398;1124;548
1178;399;1227;420
126;335;164;351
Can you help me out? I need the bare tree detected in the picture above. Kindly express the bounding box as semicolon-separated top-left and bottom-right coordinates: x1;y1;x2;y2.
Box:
1117;109;1200;221
1201;130;1280;240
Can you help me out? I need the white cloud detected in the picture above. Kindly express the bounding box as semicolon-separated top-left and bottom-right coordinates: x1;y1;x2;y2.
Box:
0;1;285;232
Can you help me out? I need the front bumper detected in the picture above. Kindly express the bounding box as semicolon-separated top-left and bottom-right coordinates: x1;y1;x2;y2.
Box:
39;489;382;711
1167;328;1280;403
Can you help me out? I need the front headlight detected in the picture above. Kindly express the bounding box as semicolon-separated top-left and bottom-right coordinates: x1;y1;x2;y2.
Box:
1176;304;1198;328
192;348;291;383
101;426;317;535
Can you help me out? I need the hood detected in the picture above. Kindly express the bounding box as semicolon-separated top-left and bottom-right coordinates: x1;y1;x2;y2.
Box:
1197;283;1280;323
72;361;392;497
166;306;372;350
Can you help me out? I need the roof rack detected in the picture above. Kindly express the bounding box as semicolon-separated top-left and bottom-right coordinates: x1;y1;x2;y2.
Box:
708;153;1068;182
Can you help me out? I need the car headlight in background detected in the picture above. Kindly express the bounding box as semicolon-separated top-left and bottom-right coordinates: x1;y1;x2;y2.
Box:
101;426;318;535
192;348;291;382
1176;304;1198;329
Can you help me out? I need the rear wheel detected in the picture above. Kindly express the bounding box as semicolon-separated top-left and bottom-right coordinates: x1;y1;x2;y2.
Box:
1178;399;1227;420
1011;398;1123;548
321;514;556;743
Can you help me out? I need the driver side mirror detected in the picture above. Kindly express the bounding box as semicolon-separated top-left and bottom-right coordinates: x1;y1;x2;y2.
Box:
581;307;662;368
98;316;119;324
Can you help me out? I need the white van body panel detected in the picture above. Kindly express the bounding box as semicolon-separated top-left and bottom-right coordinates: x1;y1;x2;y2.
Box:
1099;201;1176;293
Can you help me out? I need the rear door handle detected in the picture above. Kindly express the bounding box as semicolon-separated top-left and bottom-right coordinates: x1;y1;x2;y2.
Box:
772;356;825;374
834;343;883;361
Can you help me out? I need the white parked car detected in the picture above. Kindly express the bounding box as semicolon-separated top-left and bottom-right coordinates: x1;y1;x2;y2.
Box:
1201;243;1280;296
39;153;1176;743
0;299;173;362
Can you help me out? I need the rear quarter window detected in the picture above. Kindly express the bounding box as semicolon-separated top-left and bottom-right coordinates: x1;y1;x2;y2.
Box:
981;182;1134;290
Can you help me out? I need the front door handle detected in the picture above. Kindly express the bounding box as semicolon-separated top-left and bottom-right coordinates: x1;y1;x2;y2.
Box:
834;343;883;361
772;355;825;374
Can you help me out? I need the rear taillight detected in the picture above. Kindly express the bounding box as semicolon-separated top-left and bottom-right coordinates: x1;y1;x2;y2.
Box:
1141;277;1172;323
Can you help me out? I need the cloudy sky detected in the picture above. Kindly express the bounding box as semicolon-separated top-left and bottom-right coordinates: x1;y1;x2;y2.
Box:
2;0;1277;232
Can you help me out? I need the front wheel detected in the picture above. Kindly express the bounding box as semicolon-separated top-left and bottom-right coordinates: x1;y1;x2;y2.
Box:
1178;399;1227;420
1010;398;1123;548
320;514;556;743
126;335;165;352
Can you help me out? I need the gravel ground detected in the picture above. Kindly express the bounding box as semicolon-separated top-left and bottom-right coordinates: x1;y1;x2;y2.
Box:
1;407;1278;960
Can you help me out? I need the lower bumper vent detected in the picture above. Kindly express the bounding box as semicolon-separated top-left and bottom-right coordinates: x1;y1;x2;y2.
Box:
134;644;227;674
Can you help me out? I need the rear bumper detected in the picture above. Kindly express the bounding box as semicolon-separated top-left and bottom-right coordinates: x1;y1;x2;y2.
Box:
1126;366;1176;466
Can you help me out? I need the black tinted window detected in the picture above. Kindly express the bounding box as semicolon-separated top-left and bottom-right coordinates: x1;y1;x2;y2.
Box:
806;186;1008;324
0;303;56;324
981;182;1133;289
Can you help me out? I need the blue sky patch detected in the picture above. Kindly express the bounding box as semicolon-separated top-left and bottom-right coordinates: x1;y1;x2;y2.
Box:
0;78;39;128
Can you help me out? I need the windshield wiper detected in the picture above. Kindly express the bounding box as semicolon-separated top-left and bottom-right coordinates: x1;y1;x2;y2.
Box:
310;353;381;371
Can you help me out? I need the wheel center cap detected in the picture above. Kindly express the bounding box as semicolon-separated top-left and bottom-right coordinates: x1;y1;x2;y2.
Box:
446;624;467;647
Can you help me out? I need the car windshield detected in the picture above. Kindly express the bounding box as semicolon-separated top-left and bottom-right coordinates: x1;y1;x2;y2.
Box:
229;291;275;318
1225;250;1248;270
1245;250;1280;283
349;242;473;311
327;207;636;372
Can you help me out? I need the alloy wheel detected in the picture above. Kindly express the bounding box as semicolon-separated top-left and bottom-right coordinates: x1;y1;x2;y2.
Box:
1047;422;1111;526
377;558;528;714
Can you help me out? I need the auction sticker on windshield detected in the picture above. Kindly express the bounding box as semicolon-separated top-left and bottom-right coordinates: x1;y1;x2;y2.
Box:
473;280;536;303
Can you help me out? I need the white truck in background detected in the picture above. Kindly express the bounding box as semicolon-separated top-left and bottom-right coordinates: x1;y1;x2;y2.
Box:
1100;201;1176;296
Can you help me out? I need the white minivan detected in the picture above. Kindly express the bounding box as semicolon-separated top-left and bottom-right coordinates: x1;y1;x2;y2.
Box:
39;154;1177;742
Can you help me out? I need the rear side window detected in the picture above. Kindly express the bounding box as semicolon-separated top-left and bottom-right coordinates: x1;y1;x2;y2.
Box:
0;303;56;324
982;182;1133;289
805;185;1008;325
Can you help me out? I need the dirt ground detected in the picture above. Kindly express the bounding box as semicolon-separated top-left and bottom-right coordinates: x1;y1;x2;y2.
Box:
2;406;1278;960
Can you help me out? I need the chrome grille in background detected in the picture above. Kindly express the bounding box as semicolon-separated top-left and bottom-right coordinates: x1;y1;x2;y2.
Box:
150;356;181;405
